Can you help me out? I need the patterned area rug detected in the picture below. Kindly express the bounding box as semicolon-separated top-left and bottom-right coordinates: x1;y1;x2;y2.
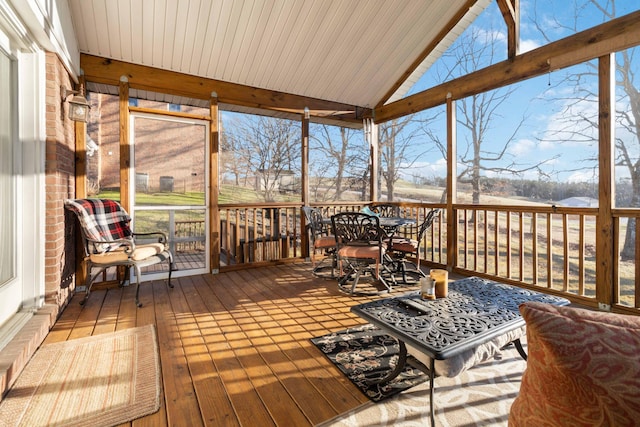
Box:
0;325;161;427
311;324;430;402
317;331;528;427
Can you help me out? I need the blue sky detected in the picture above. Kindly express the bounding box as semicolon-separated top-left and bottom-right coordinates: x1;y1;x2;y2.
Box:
397;0;639;184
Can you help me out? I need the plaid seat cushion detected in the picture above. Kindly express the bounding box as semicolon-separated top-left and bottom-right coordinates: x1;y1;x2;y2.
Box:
65;199;133;253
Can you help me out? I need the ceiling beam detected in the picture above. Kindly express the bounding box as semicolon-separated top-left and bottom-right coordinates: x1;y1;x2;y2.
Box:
80;54;371;124
375;0;478;109
375;9;640;123
497;0;519;59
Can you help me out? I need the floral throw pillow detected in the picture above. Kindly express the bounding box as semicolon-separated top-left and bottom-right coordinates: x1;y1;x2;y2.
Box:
509;301;640;427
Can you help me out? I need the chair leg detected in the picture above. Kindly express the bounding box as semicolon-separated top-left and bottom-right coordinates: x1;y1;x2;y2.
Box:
134;265;143;308
167;253;175;289
393;254;426;283
337;260;391;296
312;251;337;278
81;263;105;306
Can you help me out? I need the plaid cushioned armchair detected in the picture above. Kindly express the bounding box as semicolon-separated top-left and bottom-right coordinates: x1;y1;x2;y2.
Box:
65;198;174;307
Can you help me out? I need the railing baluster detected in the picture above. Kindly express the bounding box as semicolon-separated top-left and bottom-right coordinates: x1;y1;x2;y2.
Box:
547;212;553;289
506;211;512;279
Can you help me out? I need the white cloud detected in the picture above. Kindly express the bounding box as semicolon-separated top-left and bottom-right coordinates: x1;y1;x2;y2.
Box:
508;138;536;156
566;170;597;183
519;39;541;53
399;158;447;180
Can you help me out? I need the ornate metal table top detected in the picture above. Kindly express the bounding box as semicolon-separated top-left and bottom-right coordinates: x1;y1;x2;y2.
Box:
351;276;570;360
322;216;415;228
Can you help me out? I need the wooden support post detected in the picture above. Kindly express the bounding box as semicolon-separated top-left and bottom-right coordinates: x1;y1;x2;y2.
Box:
446;94;457;271
596;53;615;309
301;108;310;259
210;93;221;273
74;76;88;287
119;76;130;212
74;75;88;198
365;118;379;202
497;0;520;59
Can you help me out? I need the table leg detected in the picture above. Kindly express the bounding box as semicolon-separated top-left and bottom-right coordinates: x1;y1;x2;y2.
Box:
429;357;435;427
513;338;528;361
366;340;408;385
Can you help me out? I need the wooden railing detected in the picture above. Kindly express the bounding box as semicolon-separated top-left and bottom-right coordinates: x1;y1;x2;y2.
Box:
219;203;303;266
174;220;206;252
613;209;640;311
215;201;639;314
454;205;598;300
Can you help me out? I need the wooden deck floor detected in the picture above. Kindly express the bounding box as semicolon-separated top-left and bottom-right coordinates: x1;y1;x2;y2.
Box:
44;263;419;426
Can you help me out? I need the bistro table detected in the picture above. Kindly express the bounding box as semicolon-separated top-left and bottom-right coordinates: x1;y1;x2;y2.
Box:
321;215;416;234
350;276;570;426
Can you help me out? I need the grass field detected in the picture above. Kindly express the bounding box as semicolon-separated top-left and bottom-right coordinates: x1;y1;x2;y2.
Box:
95;182;636;308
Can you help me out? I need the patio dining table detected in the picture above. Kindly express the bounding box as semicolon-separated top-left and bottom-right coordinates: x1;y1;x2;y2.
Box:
351;276;570;426
321;215;416;235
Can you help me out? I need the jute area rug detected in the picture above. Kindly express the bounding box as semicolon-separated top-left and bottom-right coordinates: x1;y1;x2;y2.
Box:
317;337;527;427
0;325;161;427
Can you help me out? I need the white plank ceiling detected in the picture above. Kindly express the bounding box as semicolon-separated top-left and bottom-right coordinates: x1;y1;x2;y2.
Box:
68;0;489;113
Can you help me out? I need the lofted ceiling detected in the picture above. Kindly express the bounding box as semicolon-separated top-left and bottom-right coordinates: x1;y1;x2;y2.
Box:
68;0;490;124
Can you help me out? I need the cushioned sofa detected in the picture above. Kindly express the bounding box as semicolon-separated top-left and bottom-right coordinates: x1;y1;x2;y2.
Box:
509;302;640;426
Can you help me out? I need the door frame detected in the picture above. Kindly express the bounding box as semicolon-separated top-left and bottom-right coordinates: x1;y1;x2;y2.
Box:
129;111;210;280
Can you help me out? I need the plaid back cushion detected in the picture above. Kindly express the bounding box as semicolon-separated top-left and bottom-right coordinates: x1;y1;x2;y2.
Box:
65;199;132;253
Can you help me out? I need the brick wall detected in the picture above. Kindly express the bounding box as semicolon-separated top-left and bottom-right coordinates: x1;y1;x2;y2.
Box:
44;52;76;307
87;95;207;193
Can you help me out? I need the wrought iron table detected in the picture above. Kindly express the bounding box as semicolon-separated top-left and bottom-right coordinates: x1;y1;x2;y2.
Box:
350;276;570;426
322;215;415;232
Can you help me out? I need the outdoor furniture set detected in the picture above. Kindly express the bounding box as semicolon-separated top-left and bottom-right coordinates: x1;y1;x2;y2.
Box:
303;205;439;295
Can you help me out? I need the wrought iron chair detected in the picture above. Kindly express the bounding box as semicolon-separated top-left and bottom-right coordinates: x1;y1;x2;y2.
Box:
302;206;336;277
368;203;400;217
331;212;393;295
367;203;402;235
388;208;440;283
65;198;174;307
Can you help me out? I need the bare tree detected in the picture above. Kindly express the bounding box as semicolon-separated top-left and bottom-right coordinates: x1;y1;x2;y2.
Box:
310;124;368;201
531;0;640;259
224;114;300;201
220;121;245;186
423;25;550;205
377;116;432;201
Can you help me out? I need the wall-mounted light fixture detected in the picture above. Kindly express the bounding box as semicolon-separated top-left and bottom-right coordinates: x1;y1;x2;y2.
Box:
60;84;91;122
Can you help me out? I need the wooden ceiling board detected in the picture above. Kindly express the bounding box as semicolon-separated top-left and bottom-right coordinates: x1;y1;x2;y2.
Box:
271;0;335;91
127;0;143;62
70;0;478;112
223;0;268;82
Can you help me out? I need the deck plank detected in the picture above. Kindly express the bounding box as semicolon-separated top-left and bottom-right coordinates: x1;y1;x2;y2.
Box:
153;281;204;427
93;285;122;335
67;289;105;340
210;271;312;426
31;263;423;426
190;274;277;427
169;276;240;426
219;270;336;424
236;268;368;412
